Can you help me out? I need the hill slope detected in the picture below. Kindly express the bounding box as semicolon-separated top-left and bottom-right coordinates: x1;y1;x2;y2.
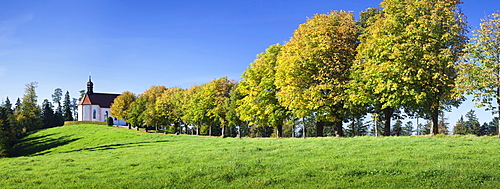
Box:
0;125;499;188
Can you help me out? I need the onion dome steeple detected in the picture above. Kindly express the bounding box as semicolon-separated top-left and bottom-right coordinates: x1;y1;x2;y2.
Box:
87;75;94;95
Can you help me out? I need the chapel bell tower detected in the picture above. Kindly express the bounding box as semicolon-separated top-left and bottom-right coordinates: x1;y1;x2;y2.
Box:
87;75;94;95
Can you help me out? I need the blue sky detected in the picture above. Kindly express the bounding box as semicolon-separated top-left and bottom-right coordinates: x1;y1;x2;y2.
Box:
0;0;499;126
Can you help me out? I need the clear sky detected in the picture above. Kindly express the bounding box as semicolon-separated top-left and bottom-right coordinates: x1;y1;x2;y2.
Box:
0;0;499;126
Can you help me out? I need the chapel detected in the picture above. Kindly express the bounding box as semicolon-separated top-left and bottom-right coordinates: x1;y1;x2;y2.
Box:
77;76;126;125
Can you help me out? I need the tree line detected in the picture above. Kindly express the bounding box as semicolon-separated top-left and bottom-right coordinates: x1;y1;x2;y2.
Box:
111;0;500;138
0;82;83;156
1;0;499;154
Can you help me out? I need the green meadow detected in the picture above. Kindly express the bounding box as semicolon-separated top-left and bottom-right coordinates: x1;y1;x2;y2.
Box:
0;124;499;188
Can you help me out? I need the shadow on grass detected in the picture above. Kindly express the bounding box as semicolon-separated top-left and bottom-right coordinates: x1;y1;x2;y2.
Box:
62;140;171;153
10;134;81;157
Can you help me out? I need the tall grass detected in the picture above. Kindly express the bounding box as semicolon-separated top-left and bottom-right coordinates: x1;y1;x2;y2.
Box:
0;124;498;188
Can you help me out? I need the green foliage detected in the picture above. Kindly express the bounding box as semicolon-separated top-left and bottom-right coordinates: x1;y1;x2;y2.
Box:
106;117;114;126
357;7;382;35
454;110;482;135
402;121;414;136
16;82;43;134
276;10;358;137
182;85;207;135
64;121;107;126
392;119;403;136
345;117;369;137
41;99;55;128
127;86;167;131
457;11;500;137
51;88;63;113
110;91;136;124
1;124;499;188
353;0;467;136
238;44;288;137
63;91;73;121
0;101;16;156
155;87;185;133
225;84;245;137
204;77;236;137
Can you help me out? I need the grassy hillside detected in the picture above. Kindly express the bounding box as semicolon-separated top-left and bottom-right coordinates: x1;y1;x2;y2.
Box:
0;125;499;188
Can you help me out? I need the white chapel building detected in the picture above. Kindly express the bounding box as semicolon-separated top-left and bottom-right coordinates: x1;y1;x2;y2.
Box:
77;77;126;125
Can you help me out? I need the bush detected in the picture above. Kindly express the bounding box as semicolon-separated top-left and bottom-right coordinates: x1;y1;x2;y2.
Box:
106;117;114;126
64;121;107;126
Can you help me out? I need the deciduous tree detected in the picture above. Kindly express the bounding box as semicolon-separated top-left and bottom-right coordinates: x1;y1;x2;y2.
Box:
457;11;500;137
183;85;209;135
204;77;236;138
353;0;467;136
238;44;289;138
275;10;358;137
156;87;185;133
111;91;136;129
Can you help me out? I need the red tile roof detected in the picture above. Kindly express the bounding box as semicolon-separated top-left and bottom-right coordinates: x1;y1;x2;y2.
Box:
78;93;120;108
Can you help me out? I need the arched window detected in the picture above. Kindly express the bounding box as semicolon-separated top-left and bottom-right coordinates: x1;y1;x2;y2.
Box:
93;109;97;119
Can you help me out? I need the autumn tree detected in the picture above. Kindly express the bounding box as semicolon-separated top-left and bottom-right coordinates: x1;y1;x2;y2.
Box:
202;77;236;137
457;11;500;137
141;86;167;131
183;85;208;135
357;7;382;36
128;95;147;129
110;91;136;129
156;87;185;133
16;82;42;134
275;10;358;137
353;0;467;136
238;44;289;138
226;84;245;138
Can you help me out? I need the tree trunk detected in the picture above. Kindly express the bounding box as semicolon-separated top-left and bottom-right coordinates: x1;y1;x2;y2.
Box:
174;122;180;134
316;121;324;137
209;125;212;136
302;119;306;139
383;108;394;136
430;102;439;137
276;124;283;138
374;116;378;137
335;120;343;137
221;124;225;138
128;123;131;130
237;126;241;139
497;90;500;138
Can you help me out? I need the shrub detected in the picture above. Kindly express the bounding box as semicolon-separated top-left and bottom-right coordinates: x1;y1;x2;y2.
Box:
64;121;107;126
106;117;114;126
